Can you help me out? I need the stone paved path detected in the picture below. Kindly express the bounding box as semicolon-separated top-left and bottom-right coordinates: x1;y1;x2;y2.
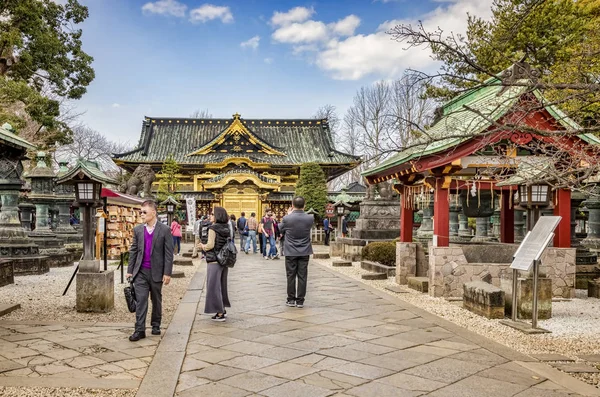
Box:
174;252;587;397
0;321;155;389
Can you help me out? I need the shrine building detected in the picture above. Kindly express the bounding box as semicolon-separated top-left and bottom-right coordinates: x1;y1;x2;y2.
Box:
361;62;600;300
114;113;360;218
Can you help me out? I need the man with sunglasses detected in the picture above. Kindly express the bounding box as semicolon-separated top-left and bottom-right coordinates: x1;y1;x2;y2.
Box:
126;200;174;341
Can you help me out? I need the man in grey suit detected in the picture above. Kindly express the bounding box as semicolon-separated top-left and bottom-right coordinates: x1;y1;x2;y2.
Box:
127;200;174;341
279;196;314;308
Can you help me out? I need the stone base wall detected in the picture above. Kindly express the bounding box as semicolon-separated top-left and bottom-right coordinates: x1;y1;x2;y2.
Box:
501;276;552;320
11;256;50;275
338;238;367;262
0;260;14;287
463;281;505;319
330;241;344;257
428;246;575;299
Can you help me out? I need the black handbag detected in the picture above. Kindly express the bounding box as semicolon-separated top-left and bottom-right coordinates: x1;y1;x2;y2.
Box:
204;250;217;263
124;277;136;313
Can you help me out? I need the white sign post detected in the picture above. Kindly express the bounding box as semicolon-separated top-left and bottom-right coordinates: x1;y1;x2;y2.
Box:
508;216;561;330
186;198;196;233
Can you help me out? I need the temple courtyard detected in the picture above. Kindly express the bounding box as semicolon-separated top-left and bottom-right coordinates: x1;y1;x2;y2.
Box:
0;243;597;396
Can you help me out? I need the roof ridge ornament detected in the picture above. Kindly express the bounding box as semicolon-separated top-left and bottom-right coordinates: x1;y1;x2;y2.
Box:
500;62;541;86
233;112;241;120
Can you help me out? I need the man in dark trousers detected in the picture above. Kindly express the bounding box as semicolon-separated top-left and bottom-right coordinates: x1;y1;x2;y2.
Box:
279;196;314;308
126;200;174;341
323;217;333;246
237;212;247;252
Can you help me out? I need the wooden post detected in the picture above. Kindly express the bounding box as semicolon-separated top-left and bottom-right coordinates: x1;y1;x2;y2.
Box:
553;189;571;248
400;186;413;242
433;178;450;247
500;191;514;243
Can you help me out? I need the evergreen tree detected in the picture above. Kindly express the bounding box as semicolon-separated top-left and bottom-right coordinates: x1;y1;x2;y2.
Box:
157;154;181;203
295;162;328;219
0;0;95;146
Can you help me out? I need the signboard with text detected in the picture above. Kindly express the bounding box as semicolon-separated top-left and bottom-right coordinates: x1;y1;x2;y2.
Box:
510;216;561;271
325;203;335;218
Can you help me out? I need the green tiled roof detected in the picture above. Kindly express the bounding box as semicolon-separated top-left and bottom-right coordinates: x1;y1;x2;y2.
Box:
363;77;600;179
0;123;36;151
56;159;118;186
363;79;526;178
114;117;360;167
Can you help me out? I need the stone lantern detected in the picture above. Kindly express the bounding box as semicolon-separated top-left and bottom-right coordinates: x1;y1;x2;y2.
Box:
161;196;179;225
56;159;117;312
53;161;80;244
27;152;68;264
0;123;47;277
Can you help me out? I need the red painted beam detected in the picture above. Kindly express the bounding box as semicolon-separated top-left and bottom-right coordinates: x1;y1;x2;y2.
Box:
500;192;514;243
433;178;450;247
400;187;413;243
553;189;571;248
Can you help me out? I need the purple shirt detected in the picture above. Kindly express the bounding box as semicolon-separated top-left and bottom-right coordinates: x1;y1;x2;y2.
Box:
141;226;154;269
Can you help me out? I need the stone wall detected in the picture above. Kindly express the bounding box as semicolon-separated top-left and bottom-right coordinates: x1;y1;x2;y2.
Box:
0;260;14;287
396;242;428;284
427;245;576;299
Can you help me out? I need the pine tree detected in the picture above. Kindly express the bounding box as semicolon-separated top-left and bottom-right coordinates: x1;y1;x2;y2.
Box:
295;162;328;219
157;154;181;203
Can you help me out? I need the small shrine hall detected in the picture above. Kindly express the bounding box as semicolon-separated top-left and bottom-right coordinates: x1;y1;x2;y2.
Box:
363;63;600;249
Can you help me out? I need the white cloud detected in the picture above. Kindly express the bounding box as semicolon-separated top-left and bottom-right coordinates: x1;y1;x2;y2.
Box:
271;6;315;26
240;36;260;50
189;4;233;24
272;0;494;80
112;103;121;108
329;15;361;37
141;0;187;18
264;58;273;64
272;20;329;44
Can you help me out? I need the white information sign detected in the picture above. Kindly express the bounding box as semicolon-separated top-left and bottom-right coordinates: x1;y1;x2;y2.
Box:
186;198;196;232
510;216;561;271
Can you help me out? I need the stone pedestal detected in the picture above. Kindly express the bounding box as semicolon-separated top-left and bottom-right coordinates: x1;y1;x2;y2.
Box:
76;269;115;313
514;210;525;242
0;259;14;287
582;196;600;255
352;200;400;240
501;276;552;320
472;216;494;242
329;241;343;257
458;213;471;240
416;201;433;239
449;204;461;242
338;238;367;262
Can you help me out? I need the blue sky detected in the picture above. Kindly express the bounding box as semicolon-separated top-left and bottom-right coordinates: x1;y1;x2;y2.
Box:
72;0;493;145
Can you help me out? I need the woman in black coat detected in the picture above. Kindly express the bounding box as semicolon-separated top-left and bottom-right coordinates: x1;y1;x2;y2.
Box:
198;207;232;321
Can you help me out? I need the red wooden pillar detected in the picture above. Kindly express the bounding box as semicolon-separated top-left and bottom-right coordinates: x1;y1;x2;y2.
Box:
500;191;514;243
553;189;571;248
433;178;449;247
400;186;413;242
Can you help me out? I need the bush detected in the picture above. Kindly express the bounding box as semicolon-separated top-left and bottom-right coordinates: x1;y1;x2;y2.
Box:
361;241;396;267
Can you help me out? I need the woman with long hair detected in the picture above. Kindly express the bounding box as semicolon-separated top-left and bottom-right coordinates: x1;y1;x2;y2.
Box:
198;207;232;321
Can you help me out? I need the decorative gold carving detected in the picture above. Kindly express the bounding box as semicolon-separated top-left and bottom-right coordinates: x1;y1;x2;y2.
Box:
203;173;280;190
233;146;242;152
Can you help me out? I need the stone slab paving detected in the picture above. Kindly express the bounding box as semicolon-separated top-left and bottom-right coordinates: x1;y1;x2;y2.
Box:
0;321;154;389
174;252;599;397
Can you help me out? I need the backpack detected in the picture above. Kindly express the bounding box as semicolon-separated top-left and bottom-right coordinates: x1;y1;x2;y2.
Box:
217;237;237;268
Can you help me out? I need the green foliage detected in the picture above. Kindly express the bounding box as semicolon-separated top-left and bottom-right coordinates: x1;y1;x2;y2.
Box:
424;0;600;123
157;154;181;203
0;0;95;146
295;162;328;220
362;241;397;267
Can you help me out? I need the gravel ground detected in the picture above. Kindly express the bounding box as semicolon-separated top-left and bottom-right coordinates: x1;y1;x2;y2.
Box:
316;257;600;387
0;243;201;325
0;387;136;397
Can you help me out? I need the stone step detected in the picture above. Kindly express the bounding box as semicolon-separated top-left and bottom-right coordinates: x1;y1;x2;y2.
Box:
385;285;409;294
361;272;388;280
407;277;429;293
313;253;330;259
174;257;194;266
332;260;352;267
361;260;395;277
171;270;185;278
182;252;193;258
0;303;20;317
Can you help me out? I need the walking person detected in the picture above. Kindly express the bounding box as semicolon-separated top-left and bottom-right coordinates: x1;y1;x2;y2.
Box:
279;197;314;308
126;200;174;341
192;215;202;258
198;207;232;321
237;212;248;252
229;214;237;245
244;212;258;254
341;215;349;238
323;217;333;246
171;217;182;255
262;210;277;259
